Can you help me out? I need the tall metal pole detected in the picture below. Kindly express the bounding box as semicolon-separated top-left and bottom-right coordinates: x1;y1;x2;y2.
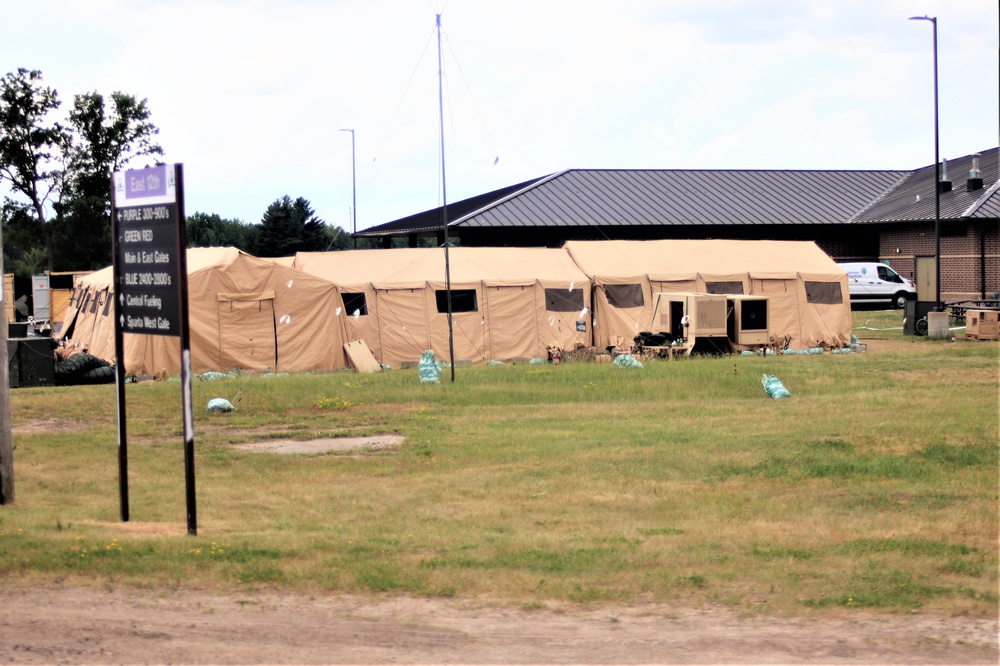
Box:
338;128;357;249
910;15;941;311
437;12;456;382
174;164;197;536
109;173;130;522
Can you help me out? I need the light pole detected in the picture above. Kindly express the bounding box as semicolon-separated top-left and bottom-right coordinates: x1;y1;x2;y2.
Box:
909;15;941;311
338;128;356;249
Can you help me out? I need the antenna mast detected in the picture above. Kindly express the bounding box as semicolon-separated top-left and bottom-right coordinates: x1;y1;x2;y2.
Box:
437;12;456;381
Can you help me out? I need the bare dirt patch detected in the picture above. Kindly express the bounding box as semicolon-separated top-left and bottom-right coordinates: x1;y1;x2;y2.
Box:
0;585;995;664
11;418;82;435
232;434;404;455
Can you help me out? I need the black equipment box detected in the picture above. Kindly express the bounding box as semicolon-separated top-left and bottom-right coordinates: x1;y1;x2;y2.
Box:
904;300;937;336
7;337;55;388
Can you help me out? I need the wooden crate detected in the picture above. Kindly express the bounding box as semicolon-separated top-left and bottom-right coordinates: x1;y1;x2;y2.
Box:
965;309;999;341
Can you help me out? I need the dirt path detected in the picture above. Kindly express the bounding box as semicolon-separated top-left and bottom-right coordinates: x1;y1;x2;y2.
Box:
1;586;996;664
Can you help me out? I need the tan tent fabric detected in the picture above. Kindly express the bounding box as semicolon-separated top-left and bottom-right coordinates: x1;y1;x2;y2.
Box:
57;241;846;376
61;247;349;377
259;256;296;267
294;247;592;367
563;239;851;350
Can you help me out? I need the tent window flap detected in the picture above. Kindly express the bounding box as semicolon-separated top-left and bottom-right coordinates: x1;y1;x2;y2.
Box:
705;281;744;295
604;284;644;308
545;288;584;312
436;289;478;313
805;281;843;304
341;292;368;316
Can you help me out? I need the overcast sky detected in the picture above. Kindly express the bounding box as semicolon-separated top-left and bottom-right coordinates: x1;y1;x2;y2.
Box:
3;0;997;233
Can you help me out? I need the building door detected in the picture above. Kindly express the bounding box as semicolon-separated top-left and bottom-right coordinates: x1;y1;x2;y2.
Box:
915;256;937;302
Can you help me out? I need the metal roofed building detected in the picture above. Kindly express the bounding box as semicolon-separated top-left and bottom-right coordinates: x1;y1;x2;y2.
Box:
851;149;999;302
357;147;999;301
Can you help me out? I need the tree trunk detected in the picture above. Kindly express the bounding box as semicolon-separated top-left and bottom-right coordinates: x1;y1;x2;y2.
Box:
34;200;55;273
0;226;15;505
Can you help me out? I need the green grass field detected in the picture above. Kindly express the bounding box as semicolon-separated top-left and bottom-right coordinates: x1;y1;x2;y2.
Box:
1;309;997;616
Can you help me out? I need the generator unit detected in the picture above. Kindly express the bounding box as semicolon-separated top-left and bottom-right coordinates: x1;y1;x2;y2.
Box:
649;293;731;354
727;295;770;346
648;292;771;354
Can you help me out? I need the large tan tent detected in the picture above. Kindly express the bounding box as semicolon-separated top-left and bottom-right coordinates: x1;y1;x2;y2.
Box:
563;239;851;350
293;247;592;367
61;247;350;377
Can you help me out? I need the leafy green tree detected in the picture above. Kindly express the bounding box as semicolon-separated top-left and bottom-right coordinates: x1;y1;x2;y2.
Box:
1;71;163;273
186;212;259;251
255;196;329;257
54;91;163;270
0;68;68;272
321;224;355;251
1;200;46;276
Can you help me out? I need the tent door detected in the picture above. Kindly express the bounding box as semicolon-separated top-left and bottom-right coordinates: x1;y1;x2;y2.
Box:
485;286;538;361
218;297;277;372
376;289;432;366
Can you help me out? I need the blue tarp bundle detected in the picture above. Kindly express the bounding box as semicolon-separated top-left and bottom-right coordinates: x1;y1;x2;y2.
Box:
761;374;791;399
613;354;644;369
207;397;235;412
418;350;442;384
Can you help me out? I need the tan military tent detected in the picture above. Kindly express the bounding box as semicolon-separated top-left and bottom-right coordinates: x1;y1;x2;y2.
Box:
61;247;349;377
563;239;851;350
293;247;592;367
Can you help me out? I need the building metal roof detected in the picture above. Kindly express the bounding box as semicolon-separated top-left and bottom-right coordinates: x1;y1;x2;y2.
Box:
357;147;999;238
355;178;545;237
852;148;999;223
452;168;906;228
965;180;1000;219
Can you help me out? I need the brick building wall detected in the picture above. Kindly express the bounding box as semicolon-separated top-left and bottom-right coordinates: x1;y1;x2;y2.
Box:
877;222;999;301
815;237;880;263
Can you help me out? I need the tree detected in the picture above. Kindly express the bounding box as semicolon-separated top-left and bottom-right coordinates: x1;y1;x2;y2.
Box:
0;68;68;273
186;212;259;251
255;196;329;257
54;91;163;270
321;224;354;251
0;71;163;273
1;200;46;276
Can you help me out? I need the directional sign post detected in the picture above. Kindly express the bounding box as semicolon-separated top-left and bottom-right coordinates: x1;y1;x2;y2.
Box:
110;164;197;535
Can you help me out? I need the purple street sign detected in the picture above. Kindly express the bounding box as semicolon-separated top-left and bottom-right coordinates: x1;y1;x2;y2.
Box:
124;165;168;200
111;164;182;337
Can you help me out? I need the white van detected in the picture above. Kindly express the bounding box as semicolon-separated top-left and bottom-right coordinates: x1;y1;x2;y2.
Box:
837;262;916;309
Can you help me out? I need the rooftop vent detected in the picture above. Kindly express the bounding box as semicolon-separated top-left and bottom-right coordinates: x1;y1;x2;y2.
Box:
967;154;984;191
938;158;953;193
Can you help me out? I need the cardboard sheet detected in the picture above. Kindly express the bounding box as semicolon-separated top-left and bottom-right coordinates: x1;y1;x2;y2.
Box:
344;339;382;373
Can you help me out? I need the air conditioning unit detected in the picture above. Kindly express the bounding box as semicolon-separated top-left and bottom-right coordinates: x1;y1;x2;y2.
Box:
650;293;729;339
689;295;728;337
728;296;769;346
